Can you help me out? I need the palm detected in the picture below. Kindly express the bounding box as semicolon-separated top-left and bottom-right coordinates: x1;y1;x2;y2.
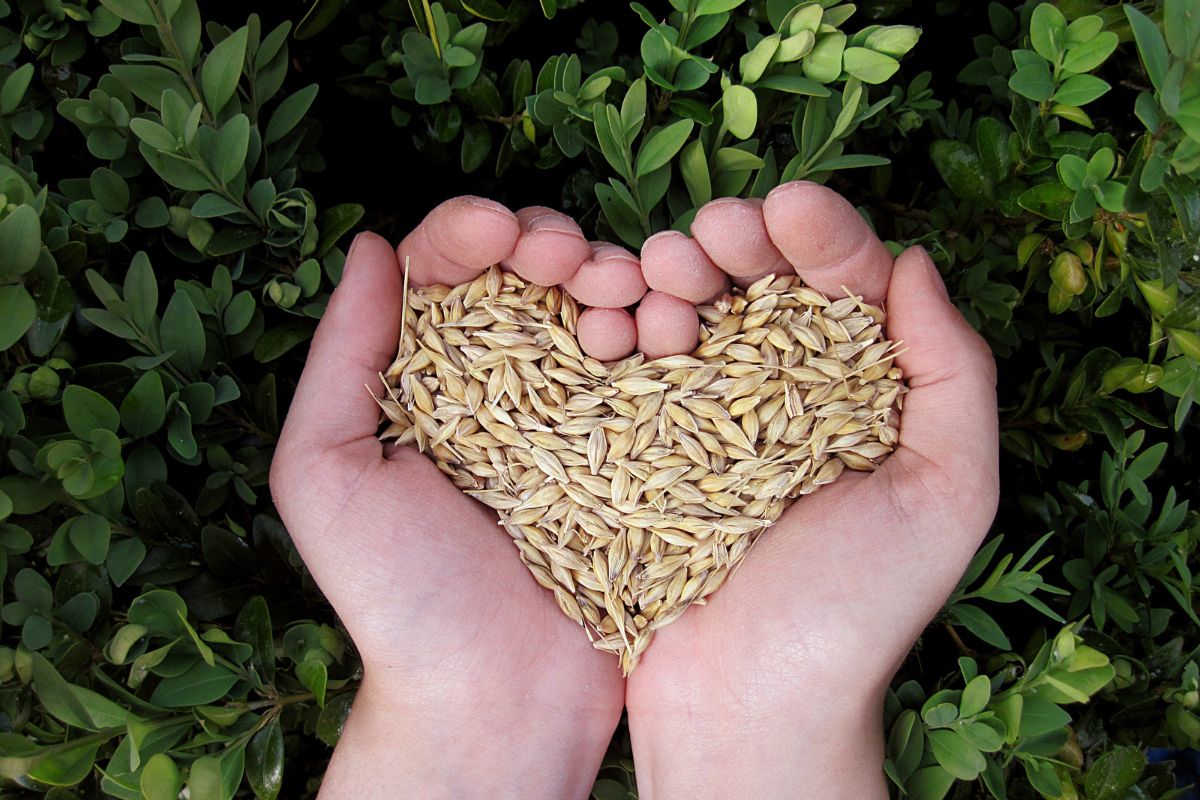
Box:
271;234;623;727
627;242;999;717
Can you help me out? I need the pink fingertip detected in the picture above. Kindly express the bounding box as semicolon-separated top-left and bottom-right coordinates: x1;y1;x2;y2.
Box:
562;243;648;308
640;231;729;304
692;197;789;278
577;307;638;361
502;207;592;285
425;195;520;270
636;291;700;360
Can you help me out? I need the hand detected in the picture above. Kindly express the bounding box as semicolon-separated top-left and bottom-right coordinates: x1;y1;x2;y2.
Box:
270;232;624;799
623;185;1000;799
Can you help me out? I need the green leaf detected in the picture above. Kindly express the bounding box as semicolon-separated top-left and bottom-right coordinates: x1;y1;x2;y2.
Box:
460;122;492;173
722;84;757;139
201;27;248;115
296;659;328;706
253;320;313;362
235;596;275;683
140;753;183;800
296;0;343;40
679;139;712;207
803;31;845;84
0;63;34;115
960;675;992;717
0;284;36;350
635;119;694;178
1017;181;1075;220
974;117;1011;184
928;728;986;780
1085;746;1146;800
754;74;830;96
265;84;318;144
30;653;97;730
593;104;630;180
215;114;251;183
1125;6;1168;92
929;140;993;203
1057;153;1088;190
150;660;239;707
1008;58;1054;102
63;385;120;437
161;291;206;375
27;739;100;787
621;78;647;141
948;603;1010;649
907;765;955;800
864;25;921;58
0;205;43;279
1053;74;1109;106
317;691;355;747
186;756;224;800
1019;695;1073;738
128;589;189;636
98;0;155;25
1030;3;1067;61
120;370;166;437
68;514;112;565
842;47;900;84
246;717;284;799
1061;31;1118;74
107;538;147;587
695;0;744;13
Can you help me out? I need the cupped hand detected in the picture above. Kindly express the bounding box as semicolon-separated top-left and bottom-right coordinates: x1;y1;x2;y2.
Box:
623;186;1000;799
270;233;624;798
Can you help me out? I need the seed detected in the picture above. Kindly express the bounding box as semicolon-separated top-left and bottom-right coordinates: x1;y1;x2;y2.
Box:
377;264;902;674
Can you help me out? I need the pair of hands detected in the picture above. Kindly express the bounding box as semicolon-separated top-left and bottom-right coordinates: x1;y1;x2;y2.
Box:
269;189;999;799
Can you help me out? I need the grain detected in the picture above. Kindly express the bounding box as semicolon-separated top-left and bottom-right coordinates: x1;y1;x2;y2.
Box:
376;266;903;674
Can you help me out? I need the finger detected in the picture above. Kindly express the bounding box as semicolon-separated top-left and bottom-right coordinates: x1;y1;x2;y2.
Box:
276;232;400;468
395;196;520;287
640;230;728;304
636;291;700;360
502;206;592;286
577;307;638;361
879;246;999;537
691;197;791;278
762;181;894;304
561;242;648;307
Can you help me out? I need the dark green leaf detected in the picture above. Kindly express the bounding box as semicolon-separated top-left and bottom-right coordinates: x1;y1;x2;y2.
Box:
245;717;283;800
161;291;205;375
149;660;239;707
201;27;248;115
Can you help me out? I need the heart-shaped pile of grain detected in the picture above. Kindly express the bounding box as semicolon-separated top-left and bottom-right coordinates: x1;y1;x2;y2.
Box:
375;265;904;673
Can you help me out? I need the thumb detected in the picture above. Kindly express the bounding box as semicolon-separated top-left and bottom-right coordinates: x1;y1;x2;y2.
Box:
879;246;1000;538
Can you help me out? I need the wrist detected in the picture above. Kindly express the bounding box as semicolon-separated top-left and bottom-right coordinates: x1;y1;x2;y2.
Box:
626;682;888;800
320;672;619;799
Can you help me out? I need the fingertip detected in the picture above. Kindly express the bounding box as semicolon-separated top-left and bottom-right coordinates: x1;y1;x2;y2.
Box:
503;206;592;286
692;197;789;279
424;195;520;270
640;230;728;303
577;307;638;361
763;180;893;303
636;291;700;360
562;243;648;307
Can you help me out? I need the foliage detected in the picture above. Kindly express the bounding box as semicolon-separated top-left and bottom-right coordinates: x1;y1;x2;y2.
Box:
0;0;1196;797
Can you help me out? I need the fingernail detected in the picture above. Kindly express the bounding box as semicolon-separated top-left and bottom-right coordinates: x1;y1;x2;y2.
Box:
528;211;582;235
464;196;517;221
346;232;365;266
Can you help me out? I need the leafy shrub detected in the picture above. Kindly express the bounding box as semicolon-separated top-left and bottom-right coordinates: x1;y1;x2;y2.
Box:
0;0;1196;798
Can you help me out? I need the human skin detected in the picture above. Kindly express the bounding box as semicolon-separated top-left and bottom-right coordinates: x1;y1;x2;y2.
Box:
270;184;998;798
